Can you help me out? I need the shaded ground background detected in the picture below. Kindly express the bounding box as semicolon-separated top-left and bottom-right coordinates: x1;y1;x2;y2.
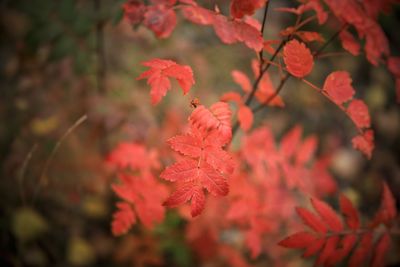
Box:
0;0;400;266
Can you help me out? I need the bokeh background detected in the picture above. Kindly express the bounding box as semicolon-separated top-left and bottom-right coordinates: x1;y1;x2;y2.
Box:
1;0;399;266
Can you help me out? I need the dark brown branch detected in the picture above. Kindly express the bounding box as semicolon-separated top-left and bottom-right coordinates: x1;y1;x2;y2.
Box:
258;0;271;73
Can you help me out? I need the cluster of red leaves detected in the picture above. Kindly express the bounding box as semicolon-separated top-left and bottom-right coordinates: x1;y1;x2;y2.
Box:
221;60;284;132
279;182;397;267
161;102;234;216
281;38;374;158
123;0;264;51
321;71;374;158
107;143;168;235
136;58;194;105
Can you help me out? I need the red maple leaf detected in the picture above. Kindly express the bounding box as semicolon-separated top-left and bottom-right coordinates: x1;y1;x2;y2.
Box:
137;58;195;105
283;39;314;78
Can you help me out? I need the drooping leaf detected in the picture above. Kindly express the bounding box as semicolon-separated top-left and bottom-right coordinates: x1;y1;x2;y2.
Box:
371;232;391;267
112;202;136;236
348;232;373;267
283;39;314;78
352;130;374;158
323;71;355;105
339;30;360;56
238;105;253;131
347;99;371;129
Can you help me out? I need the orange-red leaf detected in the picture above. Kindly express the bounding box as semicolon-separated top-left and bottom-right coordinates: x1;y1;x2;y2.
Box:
143;5;177;38
137;58;194;105
323;71;355;105
160;159;198;182
232;70;252;93
327;234;358;265
339;194;360;230
302;238;325;258
347;99;371;129
315;236;339;266
371;181;397;227
238;105;253;131
352;130;374;158
311;198;343;232
111;202;136;236
230;0;265;19
339;30;360;56
168;134;202;158
283;39;314;78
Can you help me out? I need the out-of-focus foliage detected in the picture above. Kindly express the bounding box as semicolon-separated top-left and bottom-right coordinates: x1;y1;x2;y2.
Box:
0;0;399;266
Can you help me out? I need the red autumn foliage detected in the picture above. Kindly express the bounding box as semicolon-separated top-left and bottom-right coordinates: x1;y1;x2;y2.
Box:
279;182;397;267
106;0;400;265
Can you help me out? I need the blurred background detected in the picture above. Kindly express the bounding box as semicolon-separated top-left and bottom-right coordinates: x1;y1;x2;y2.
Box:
0;0;399;266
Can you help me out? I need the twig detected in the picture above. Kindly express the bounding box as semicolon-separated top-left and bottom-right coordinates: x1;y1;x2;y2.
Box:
32;114;88;204
18;144;38;205
258;0;271;73
253;74;290;113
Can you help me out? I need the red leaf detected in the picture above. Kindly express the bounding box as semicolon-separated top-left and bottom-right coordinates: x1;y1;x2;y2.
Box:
163;182;205;217
348;232;373;267
339;194;360;230
160;159;198;182
204;146;235;175
220;92;243;105
352;130;374;158
181;5;215;25
339;30;360;56
315;236;339;266
280;125;302;159
123;0;146;25
283;39;314;78
111;202;136;236
295;135;317;165
327;234;358;265
296;207;328;233
238;105;253;131
323;71;355;105
232;70;252;93
230;0;265;19
371;232;391;267
278;231;317;248
387;56;400;77
137;58;194;105
302;238;325;258
311;197;343;232
198;161;229;196
143;5;177;38
167;134;202;158
371;181;397;227
295;31;325;43
347;99;371;129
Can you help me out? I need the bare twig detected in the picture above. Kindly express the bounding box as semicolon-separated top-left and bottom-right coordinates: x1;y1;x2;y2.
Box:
32;114;88;204
18;144;38;205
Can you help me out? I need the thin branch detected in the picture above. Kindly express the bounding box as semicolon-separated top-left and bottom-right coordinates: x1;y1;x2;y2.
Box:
253;74;290;113
18;143;38;205
32;114;88;204
314;23;347;57
258;0;271;73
